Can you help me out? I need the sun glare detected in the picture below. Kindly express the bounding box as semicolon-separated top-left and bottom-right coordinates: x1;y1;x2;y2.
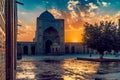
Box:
73;39;78;43
65;28;84;43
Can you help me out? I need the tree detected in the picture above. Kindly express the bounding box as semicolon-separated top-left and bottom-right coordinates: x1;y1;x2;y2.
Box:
83;21;120;59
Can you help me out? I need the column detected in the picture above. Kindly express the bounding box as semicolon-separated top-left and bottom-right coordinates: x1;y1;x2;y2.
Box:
5;0;16;80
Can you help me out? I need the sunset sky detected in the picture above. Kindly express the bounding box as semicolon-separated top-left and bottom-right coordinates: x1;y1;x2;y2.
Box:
17;0;120;42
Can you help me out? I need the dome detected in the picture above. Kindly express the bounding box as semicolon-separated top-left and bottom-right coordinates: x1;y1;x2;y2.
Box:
39;10;55;20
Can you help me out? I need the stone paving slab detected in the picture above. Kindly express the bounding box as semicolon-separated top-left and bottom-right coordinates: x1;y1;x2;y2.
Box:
16;58;120;80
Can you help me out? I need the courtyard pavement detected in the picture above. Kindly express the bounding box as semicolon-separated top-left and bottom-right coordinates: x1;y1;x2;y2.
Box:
16;54;120;80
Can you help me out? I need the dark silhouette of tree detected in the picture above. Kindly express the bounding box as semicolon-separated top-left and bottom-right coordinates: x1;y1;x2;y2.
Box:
83;21;120;59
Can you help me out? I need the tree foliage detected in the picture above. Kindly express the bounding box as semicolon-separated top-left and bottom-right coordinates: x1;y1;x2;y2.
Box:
83;21;120;58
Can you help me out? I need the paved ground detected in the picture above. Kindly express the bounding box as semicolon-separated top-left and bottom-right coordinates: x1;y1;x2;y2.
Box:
16;54;120;80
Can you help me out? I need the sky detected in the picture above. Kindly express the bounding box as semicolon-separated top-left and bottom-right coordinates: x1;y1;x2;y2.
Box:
17;0;120;42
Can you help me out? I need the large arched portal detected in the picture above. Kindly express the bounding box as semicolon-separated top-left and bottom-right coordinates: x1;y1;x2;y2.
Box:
43;27;60;54
23;46;28;55
45;40;52;53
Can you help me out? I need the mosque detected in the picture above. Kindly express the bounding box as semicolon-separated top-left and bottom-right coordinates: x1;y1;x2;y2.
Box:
17;10;94;55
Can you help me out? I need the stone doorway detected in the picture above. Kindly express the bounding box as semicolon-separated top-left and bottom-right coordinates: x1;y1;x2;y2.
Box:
23;46;28;55
71;46;75;53
31;46;35;55
65;46;69;53
45;40;52;53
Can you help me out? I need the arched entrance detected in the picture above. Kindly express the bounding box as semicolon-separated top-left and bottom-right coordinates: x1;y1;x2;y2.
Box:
43;27;60;54
31;46;35;55
71;46;75;53
23;46;28;55
65;46;69;53
45;40;52;53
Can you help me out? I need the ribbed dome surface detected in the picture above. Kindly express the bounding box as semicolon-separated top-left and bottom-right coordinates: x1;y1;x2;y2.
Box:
39;11;55;19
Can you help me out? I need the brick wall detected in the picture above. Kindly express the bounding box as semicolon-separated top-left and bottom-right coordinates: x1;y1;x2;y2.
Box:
0;0;6;79
0;25;5;80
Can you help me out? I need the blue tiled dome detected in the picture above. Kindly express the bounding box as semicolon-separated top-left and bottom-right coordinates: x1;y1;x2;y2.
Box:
39;11;55;20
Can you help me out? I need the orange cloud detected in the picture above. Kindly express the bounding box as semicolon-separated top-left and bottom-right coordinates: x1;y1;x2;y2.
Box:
17;0;120;43
17;20;35;42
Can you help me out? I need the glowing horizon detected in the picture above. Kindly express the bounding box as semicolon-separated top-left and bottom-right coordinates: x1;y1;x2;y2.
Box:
17;0;120;43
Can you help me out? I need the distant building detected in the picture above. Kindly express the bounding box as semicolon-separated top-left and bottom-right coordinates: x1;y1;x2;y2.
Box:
17;11;95;55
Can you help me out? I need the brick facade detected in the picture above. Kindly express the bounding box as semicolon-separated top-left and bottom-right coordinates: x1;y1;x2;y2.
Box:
0;0;5;80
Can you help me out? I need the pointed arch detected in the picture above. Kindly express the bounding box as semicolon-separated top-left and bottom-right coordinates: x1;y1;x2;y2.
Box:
23;46;28;55
45;40;52;53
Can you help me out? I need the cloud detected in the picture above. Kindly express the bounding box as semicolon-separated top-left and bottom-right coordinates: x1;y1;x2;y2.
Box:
20;12;27;15
88;3;98;10
97;0;101;6
17;19;35;42
112;11;120;24
49;0;99;30
102;1;110;7
114;11;120;19
85;0;88;1
86;11;120;25
67;0;79;10
17;25;35;42
96;0;110;7
18;19;22;24
48;8;62;18
17;0;120;42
